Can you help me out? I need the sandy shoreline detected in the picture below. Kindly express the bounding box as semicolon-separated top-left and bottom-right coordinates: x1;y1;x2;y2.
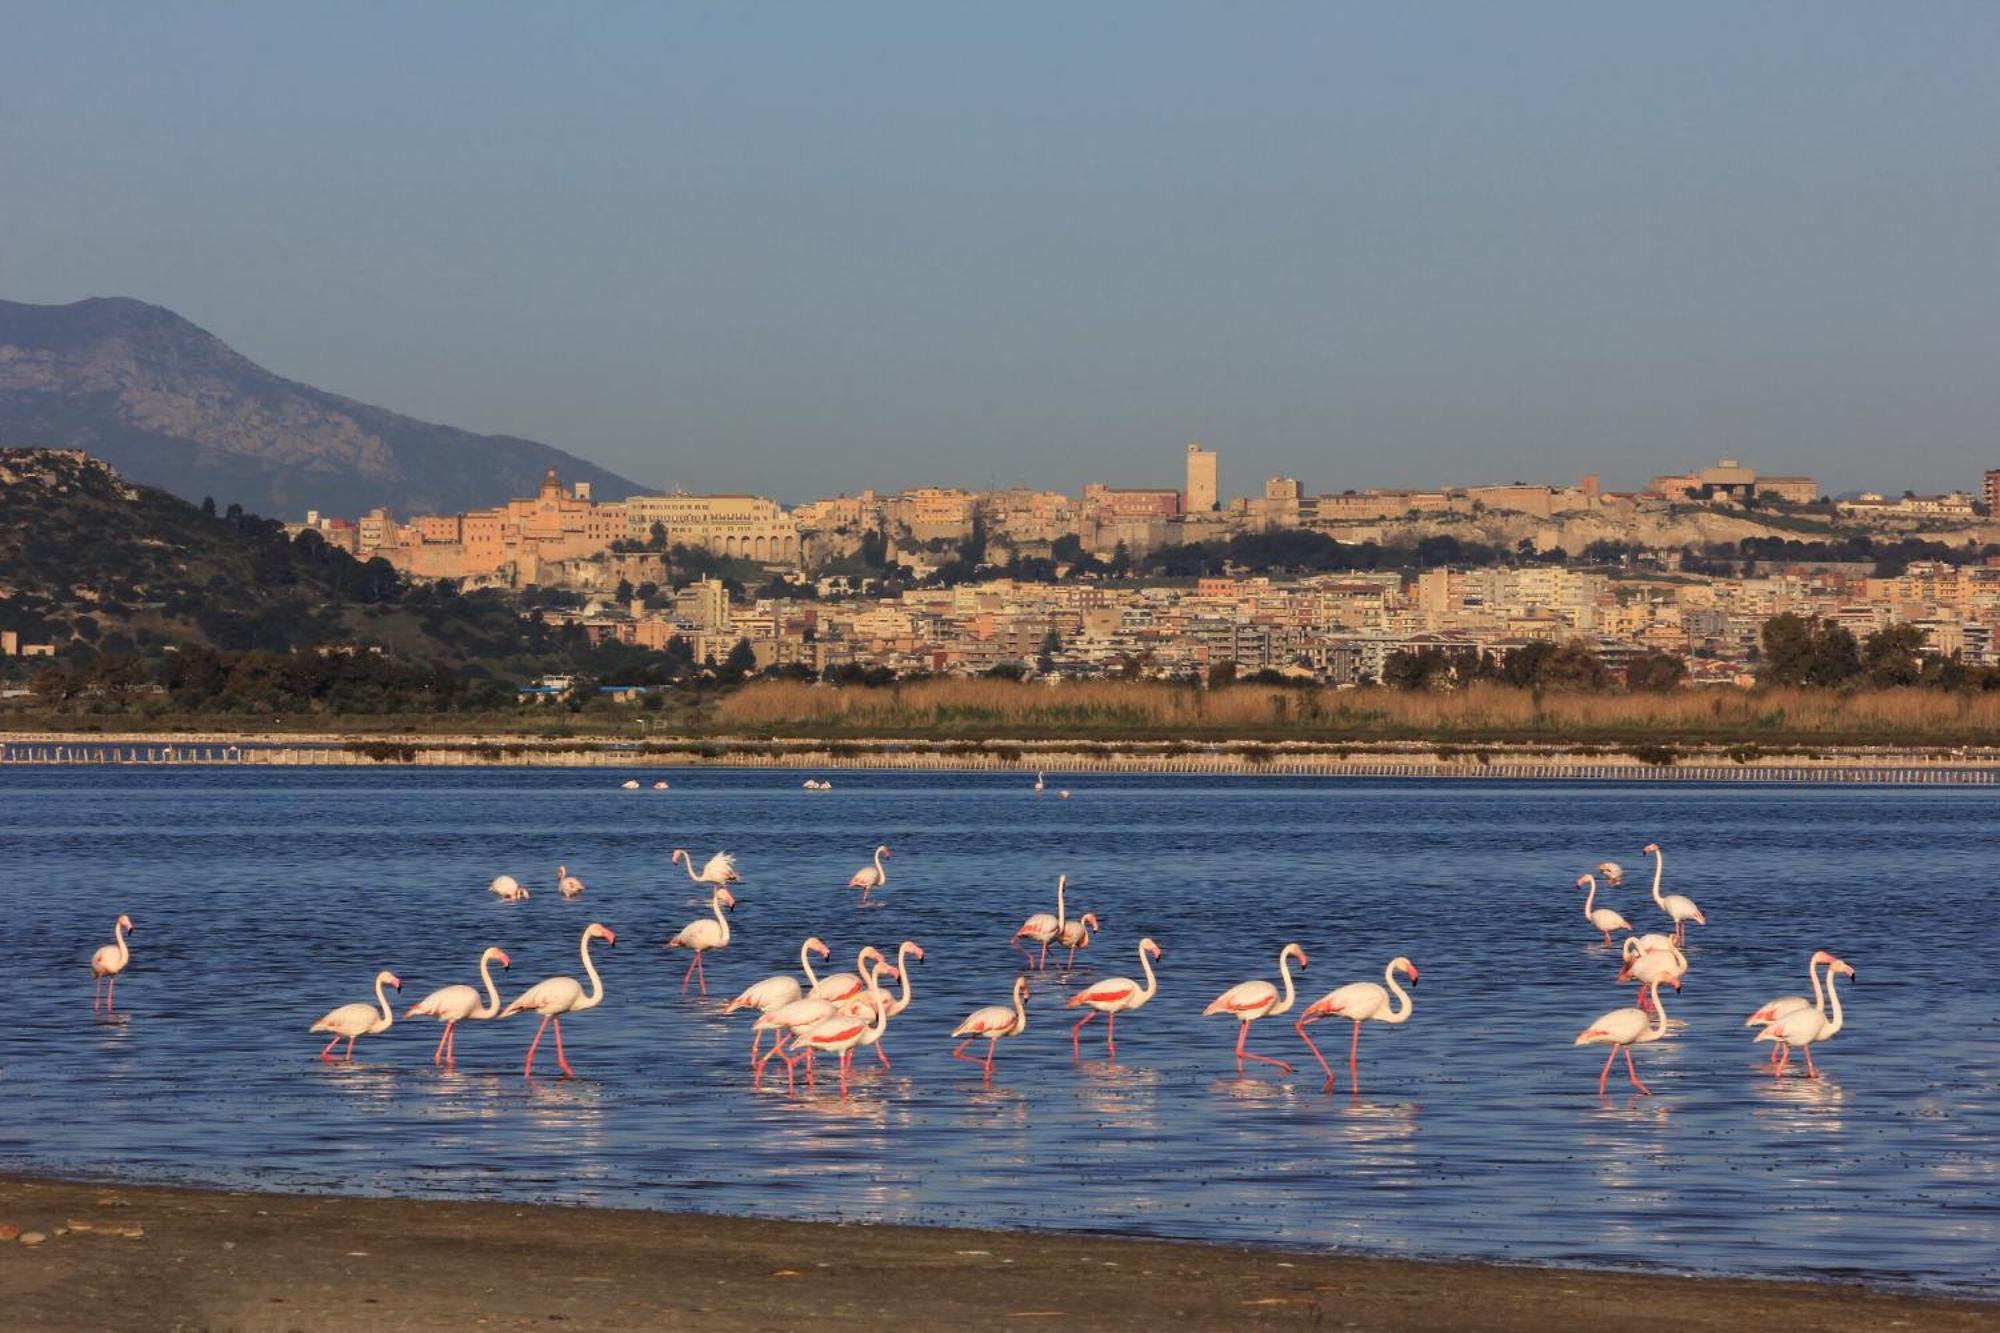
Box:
0;1176;1991;1331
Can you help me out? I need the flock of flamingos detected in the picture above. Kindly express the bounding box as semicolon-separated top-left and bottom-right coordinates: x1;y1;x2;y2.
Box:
84;781;1857;1098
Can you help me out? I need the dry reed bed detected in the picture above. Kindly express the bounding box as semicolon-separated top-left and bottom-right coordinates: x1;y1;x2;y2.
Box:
712;680;2000;739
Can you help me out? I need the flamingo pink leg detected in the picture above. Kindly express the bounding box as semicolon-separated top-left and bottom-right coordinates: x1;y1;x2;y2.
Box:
1597;1047;1617;1095
553;1018;572;1077
1071;1011;1095;1060
1105;1012;1118;1059
875;1041;892;1069
524;1015;551;1076
1296;1019;1336;1091
1623;1047;1651;1095
1065;944;1079;970
839;1049;853;1097
1036;941;1049;971
344;1035;357;1062
433;1023;452;1066
1234;1020;1294;1074
1012;937;1036;966
319;1034;343;1062
1804;1046;1820;1080
983;1037;999;1080
105;975;118;1012
951;1038;986;1064
1347;1021;1364;1091
92;977;102;1013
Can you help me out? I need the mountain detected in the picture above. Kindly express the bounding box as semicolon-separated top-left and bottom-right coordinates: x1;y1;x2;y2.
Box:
0;297;646;519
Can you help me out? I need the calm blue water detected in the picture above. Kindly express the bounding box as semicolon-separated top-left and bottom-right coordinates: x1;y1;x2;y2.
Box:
0;769;1994;1293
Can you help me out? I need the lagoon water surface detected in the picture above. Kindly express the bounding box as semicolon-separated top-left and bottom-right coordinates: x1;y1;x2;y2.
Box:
1;769;1994;1293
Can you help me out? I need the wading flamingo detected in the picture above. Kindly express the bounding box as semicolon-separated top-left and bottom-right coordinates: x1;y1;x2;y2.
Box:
311;971;401;1063
724;936;832;1063
808;945;889;1003
759;953;898;1090
1575;977;1676;1095
1055;912;1101;970
1596;861;1625;886
405;947;511;1066
672;849;740;888
489;875;530;902
1577;874;1631;946
848;940;924;1068
951;976;1031;1082
1296;957;1418;1093
621;779;640;790
1618;937;1689;1014
1204;943;1308;1075
847;844;891;905
1034;771;1046;793
796;955;897;1096
666;888;736;996
1066;937;1161;1060
1642;843;1705;945
556;865;585;898
90;914;134;1013
1755;954;1855;1079
1746;949;1836;1066
501;922;616;1078
1014;874;1070;971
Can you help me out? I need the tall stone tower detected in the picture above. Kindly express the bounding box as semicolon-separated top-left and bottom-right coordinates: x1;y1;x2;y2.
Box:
1185;442;1218;512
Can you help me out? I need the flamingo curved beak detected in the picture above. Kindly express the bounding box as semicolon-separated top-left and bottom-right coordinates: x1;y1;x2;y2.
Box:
386;974;403;989
496;950;512;968
1407;967;1420;985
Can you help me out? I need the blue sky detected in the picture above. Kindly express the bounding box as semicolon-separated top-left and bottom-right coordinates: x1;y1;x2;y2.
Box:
3;3;1994;500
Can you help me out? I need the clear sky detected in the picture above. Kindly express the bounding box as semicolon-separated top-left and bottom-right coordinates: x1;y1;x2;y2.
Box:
3;3;1994;501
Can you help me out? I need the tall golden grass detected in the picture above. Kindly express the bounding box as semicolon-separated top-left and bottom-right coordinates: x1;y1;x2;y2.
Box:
711;678;2000;740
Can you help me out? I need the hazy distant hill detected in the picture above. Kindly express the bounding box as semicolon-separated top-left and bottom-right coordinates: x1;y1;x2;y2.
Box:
0;297;645;518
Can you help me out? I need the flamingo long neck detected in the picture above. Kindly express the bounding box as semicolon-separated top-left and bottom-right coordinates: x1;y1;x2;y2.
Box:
1821;968;1845;1038
678;851;700;882
112;919;129;967
1382;963;1414;1023
1807;955;1828;1021
578;933;606;1010
873;846;887;881
1136;945;1158;1003
864;965;893;1039
890;943;917;1015
1582;876;1599;920
476;951;504;1018
1055;876;1067;930
711;892;731;945
1272;948;1299;1016
1649;849;1666;910
372;974;394;1026
1012;981;1029;1031
799;940;822;990
1645;981;1668;1040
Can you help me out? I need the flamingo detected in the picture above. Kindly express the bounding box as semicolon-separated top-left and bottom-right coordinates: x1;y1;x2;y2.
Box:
1642;843;1705;945
1577;874;1631;946
1575;977;1677;1095
795;954;897;1096
1296;957;1418;1094
621;779;641;790
1746;949;1838;1065
672;848;740;888
847;844;891;905
724;936;832;1063
489;874;530;902
951;976;1032;1081
666;888;736;996
1055;912;1101;970
1013;874;1070;971
89;914;134;1014
1204;943;1308;1074
501;922;616;1078
808;945;889;1003
1618;936;1689;1014
310;971;402;1063
405;947;511;1066
652;781;669;790
1066;937;1161;1060
846;940;924;1068
1755;954;1855;1078
1596;860;1625;886
1033;770;1046;793
756;952;898;1090
556;865;586;898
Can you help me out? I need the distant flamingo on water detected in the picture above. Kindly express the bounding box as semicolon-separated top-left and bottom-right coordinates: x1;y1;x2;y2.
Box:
1013;874;1070;971
1745;949;1837;1066
951;976;1031;1081
1055;912;1101;970
556;865;585;898
310;971;401;1062
847;844;891;905
1575;976;1676;1095
1033;770;1046;793
1296;957;1417;1093
1755;953;1855;1079
666;888;736;996
1204;943;1308;1075
489;875;530;902
1577;874;1631;946
501;922;615;1078
1066;937;1161;1060
90;914;134;1013
405;947;511;1065
724;936;832;1063
672;849;740;889
1642;843;1705;945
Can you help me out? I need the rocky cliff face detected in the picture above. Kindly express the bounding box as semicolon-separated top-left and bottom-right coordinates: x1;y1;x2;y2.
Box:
0;297;644;519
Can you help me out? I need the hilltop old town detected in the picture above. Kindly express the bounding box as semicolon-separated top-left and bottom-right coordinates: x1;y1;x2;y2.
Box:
238;447;2000;689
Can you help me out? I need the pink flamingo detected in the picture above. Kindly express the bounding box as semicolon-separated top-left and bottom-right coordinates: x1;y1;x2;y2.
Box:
666;888;736;996
1755;954;1854;1078
1066;937;1161;1060
844;940;925;1068
556;865;585;898
1575;977;1676;1095
405;947;511;1066
1013;874;1069;971
808;944;889;1003
501;923;615;1078
847;844;891;905
724;936;832;1063
951;976;1032;1081
1577;874;1631;946
1642;843;1706;945
310;971;401;1062
1203;943;1308;1075
489;875;530;902
90;914;134;1013
1295;957;1417;1093
1617;936;1688;1013
672;848;740;888
1745;949;1837;1067
1055;912;1101;970
795;955;898;1096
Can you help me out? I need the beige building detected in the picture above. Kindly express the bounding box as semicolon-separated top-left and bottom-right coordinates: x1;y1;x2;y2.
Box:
1185;443;1218;513
625;492;799;563
1650;460;1818;504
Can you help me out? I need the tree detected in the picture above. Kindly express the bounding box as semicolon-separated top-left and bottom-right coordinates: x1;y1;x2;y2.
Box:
1532;640;1609;691
1381;650;1432;691
30;664;74;709
1861;623;1925;687
1109;541;1132;578
1626;651;1688;692
614;578;635;604
1759;614;1860;687
201;496;218;518
648;522;668;550
722;637;758;680
1036;626;1061;674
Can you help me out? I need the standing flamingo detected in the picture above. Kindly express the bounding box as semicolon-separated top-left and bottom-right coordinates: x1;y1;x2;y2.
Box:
1577;874;1632;946
666;888;736;996
1296;957;1418;1093
847;844;891;905
808;945;889;1003
310;971;402;1062
1755;954;1855;1078
1618;936;1689;1017
1575;977;1676;1095
1054;912;1101;970
1745;949;1836;1065
724;936;832;1063
1066;937;1161;1060
1033;771;1046;793
1203;943;1308;1075
848;940;924;1068
405;947;511;1066
89;914;134;1014
501;922;616;1078
556;865;585;898
1642;843;1705;945
489;875;530;902
1013;874;1069;971
951;976;1032;1081
672;849;740;888
795;954;898;1096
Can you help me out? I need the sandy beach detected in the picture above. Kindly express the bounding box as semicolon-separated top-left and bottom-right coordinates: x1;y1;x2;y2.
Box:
0;1176;1991;1331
